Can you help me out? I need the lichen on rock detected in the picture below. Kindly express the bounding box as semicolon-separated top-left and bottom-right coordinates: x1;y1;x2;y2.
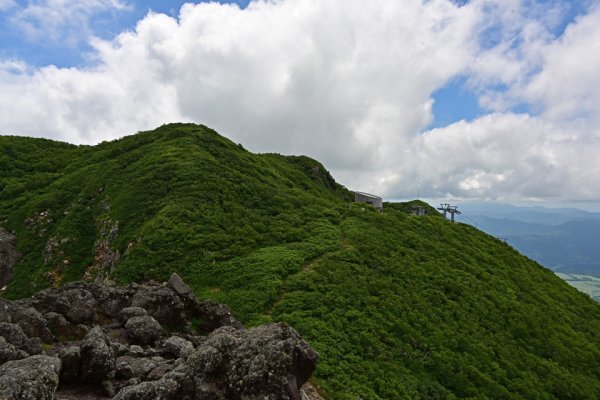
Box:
0;273;318;400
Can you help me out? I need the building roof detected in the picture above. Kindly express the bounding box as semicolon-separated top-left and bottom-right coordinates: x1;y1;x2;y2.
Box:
354;191;382;200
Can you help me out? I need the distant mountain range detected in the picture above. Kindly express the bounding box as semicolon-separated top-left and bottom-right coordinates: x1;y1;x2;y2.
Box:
457;203;600;276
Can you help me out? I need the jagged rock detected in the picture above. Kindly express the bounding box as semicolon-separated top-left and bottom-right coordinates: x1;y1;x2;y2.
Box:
116;361;134;380
128;345;145;357
0;300;8;322
167;273;192;298
146;363;174;381
0;322;28;348
45;311;89;341
113;378;179;400
9;306;54;342
226;323;317;399
0;321;43;356
116;356;158;379
27;287;97;325
0;336;28;364
0;355;61;400
162;336;194;359
79;326;115;383
22;336;43;355
118;307;148;324
112;342;129;356
0;275;318;399
58;346;80;383
194;299;243;333
130;285;188;329
161;323;318;400
300;382;326;400
125;316;162;345
86;283;135;317
0;228;21;289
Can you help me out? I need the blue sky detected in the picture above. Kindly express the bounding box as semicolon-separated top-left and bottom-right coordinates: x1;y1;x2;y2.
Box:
0;1;250;67
1;0;599;203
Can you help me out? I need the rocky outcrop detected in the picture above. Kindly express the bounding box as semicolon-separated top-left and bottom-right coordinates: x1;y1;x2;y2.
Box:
0;228;21;289
0;273;318;399
0;355;61;400
87;219;120;283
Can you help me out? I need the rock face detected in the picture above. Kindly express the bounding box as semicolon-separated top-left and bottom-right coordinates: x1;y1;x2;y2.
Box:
0;228;21;289
0;273;318;399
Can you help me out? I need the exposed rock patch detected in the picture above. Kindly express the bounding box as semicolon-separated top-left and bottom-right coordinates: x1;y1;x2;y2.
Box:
0;273;318;399
0;228;21;289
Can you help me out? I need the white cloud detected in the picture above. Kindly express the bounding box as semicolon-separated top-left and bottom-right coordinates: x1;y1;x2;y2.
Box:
523;4;600;125
0;0;16;12
10;0;130;44
1;0;600;202
386;113;600;201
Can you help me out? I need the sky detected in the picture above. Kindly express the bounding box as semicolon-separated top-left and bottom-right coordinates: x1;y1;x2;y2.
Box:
1;0;599;206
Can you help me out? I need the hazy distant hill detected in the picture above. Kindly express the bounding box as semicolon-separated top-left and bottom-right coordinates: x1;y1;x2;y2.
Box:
2;124;600;399
557;273;600;303
458;203;600;277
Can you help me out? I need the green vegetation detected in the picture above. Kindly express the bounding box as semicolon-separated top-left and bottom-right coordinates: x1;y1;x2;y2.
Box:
2;123;600;399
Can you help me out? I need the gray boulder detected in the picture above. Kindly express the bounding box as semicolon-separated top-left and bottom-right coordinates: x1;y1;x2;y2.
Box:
116;356;157;379
41;288;98;325
146;363;175;381
0;322;43;356
113;378;179;400
86;283;135;318
194;299;243;334
58;346;80;383
166;273;192;297
9;306;53;342
162;322;318;400
0;336;28;364
22;336;43;355
0;275;319;400
162;336;194;359
79;326;115;383
45;311;88;341
0;355;61;400
130;285;188;329
0;322;28;348
118;307;148;325
125;316;162;345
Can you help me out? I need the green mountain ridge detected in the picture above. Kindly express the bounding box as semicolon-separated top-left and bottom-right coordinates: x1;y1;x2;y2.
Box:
1;123;600;399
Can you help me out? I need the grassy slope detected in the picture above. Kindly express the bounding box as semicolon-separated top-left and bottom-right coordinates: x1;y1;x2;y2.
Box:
1;124;600;399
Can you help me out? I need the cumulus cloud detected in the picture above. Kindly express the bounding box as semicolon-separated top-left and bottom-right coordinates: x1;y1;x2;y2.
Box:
0;0;600;202
10;0;130;44
388;114;600;201
523;4;600;125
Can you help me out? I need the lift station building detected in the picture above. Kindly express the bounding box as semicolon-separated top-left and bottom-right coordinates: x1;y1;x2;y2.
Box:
354;191;383;210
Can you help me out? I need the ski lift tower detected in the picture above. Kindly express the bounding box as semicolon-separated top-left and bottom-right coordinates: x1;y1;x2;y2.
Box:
437;203;450;219
437;204;461;222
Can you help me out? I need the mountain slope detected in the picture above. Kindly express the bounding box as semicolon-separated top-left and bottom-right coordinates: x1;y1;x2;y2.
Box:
2;123;600;399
